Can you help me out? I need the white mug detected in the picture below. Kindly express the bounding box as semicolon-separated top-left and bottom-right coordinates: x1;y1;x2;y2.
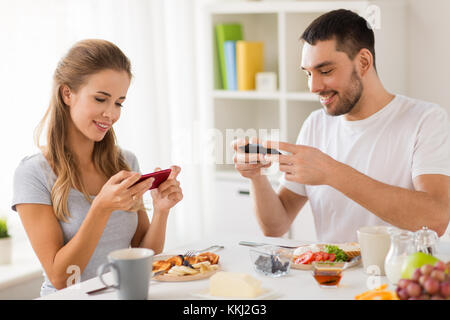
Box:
357;226;391;276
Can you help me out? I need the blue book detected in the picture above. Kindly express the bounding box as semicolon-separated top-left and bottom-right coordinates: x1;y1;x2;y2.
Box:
224;41;237;90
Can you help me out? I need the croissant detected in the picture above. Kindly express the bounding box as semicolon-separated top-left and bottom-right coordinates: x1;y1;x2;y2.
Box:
198;252;220;264
166;255;184;266
152;260;172;272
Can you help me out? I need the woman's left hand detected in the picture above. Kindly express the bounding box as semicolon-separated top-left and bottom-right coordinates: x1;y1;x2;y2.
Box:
151;165;183;213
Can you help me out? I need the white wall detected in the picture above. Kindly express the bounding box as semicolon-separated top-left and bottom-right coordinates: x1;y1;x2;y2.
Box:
407;0;450;115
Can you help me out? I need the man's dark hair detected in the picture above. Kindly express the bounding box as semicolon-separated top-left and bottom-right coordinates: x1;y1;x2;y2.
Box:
301;9;376;70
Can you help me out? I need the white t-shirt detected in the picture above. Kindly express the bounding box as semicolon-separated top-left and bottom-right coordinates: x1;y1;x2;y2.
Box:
280;94;450;243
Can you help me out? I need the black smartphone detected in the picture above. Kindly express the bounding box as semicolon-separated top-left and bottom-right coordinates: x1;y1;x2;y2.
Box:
238;143;282;155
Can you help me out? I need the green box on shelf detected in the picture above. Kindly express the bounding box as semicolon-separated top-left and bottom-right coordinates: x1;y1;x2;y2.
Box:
215;23;243;90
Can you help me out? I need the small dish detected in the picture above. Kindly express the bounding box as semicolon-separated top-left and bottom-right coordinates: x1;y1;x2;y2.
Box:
152;254;220;282
249;245;292;277
311;261;344;288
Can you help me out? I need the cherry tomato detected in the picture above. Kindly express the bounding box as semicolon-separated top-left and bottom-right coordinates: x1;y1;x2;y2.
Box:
329;253;336;262
323;253;329;261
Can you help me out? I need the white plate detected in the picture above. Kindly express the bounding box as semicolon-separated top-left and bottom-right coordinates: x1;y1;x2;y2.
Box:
192;288;280;300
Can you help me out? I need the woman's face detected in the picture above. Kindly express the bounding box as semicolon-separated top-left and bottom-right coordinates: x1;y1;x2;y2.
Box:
62;69;130;142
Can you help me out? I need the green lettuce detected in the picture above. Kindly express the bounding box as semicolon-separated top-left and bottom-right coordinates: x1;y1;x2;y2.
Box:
324;245;348;262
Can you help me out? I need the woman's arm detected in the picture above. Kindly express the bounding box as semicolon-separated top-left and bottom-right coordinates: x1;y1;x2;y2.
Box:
132;165;183;253
17;170;154;290
131;208;169;254
17;202;112;290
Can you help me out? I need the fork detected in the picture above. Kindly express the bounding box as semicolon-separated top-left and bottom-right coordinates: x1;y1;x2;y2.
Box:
184;245;224;257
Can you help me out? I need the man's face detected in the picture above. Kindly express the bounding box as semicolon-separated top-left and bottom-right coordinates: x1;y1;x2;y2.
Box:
301;39;363;116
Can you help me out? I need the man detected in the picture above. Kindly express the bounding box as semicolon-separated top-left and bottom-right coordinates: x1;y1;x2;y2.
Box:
232;9;450;242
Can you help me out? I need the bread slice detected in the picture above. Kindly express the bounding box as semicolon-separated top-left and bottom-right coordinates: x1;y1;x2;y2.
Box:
338;242;361;259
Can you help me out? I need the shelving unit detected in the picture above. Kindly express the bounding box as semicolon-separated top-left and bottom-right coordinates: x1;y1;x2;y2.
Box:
196;0;406;240
203;1;375;178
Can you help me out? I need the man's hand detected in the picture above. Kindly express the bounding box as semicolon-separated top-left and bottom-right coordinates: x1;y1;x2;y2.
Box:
231;137;272;179
263;141;337;186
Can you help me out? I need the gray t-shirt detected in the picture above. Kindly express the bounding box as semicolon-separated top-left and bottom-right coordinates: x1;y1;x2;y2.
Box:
11;149;141;296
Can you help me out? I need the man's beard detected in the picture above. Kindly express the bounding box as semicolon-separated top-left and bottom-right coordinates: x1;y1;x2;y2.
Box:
322;68;363;116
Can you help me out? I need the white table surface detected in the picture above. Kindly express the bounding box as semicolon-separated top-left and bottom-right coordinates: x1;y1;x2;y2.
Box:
38;235;450;300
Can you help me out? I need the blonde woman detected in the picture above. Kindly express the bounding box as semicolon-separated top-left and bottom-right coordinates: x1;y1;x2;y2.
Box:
11;39;183;296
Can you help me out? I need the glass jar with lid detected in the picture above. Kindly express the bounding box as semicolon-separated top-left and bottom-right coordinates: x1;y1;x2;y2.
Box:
384;228;416;284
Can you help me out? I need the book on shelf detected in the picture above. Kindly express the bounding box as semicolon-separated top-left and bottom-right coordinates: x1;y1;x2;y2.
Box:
215;23;243;90
224;41;237;90
236;41;264;91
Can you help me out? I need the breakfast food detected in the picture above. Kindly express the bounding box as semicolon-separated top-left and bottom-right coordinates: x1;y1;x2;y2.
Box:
209;272;262;298
152;252;220;277
355;284;399;300
152;260;173;273
168;261;219;276
395;262;449;300
293;243;360;265
335;242;360;259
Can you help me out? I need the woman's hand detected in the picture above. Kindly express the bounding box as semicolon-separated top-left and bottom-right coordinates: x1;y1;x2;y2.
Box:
92;170;154;214
150;165;183;213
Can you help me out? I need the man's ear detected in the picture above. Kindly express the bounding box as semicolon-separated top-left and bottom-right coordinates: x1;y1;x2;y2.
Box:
357;48;373;77
60;85;72;106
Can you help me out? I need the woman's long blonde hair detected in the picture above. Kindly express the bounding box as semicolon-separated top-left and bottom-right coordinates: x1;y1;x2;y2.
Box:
35;39;133;222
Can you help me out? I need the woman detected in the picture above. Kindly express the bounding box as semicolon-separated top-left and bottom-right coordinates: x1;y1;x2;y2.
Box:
11;39;183;296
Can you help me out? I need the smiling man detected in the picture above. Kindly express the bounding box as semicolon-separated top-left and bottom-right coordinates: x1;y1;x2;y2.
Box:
232;9;450;242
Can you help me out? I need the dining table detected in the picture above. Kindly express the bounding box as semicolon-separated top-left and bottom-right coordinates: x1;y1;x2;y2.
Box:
37;234;450;301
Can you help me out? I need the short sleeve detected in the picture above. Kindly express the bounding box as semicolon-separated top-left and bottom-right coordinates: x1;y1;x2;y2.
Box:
121;149;141;174
278;114;314;197
11;156;52;212
412;106;450;179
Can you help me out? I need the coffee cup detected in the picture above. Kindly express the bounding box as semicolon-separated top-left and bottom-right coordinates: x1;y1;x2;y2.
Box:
357;226;391;276
97;248;154;300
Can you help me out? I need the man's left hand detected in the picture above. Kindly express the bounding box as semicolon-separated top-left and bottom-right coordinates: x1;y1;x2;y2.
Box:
263;141;338;186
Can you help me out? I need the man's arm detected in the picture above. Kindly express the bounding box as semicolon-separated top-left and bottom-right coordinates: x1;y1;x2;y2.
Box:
329;164;450;236
250;175;308;237
265;141;450;237
231;138;308;236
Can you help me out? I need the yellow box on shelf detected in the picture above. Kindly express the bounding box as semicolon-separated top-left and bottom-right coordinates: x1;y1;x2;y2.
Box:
236;41;264;91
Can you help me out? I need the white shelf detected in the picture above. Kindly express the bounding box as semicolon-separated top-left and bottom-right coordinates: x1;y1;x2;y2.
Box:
203;1;373;151
213;90;318;102
206;1;368;14
213;90;280;100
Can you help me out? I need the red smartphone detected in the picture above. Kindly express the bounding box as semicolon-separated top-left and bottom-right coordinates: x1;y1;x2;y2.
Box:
132;169;172;190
